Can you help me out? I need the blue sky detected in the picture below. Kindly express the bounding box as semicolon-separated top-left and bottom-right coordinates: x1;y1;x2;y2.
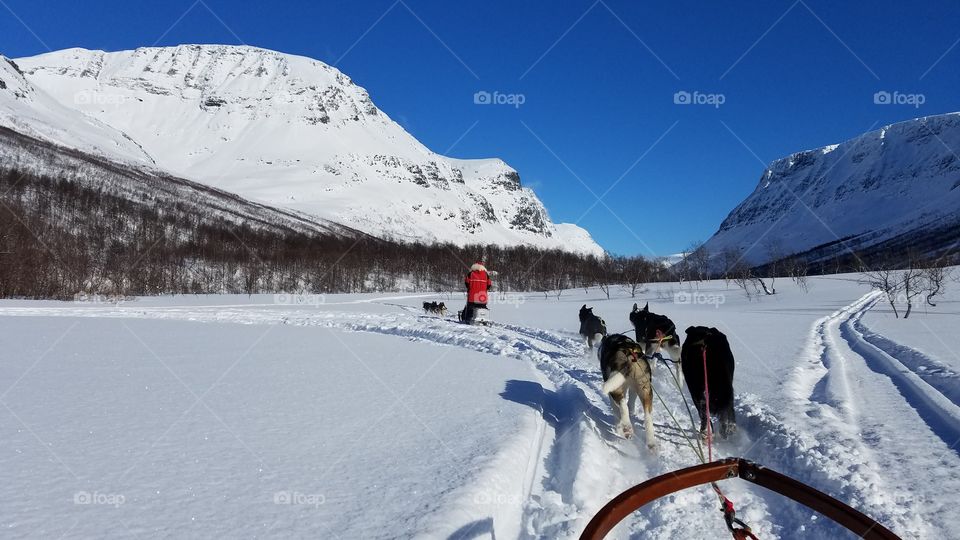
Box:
2;0;959;256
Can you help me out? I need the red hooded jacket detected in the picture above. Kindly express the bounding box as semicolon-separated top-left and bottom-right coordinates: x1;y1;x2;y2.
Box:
465;262;492;305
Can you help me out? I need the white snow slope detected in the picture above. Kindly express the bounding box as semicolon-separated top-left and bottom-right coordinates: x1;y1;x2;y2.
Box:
2;275;959;538
703;113;960;266
8;45;602;255
0;56;153;166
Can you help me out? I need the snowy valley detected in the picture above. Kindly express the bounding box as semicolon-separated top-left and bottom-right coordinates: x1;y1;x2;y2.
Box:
2;276;959;538
2;37;960;540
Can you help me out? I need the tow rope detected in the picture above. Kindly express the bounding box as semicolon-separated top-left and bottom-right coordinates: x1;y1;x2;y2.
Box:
701;343;758;539
584;339;899;539
639;337;757;539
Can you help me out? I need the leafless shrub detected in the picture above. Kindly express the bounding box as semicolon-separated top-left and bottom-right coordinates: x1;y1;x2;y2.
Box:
859;265;903;317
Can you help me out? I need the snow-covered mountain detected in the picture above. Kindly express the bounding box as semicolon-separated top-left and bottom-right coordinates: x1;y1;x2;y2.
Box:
703;113;960;266
8;45;602;255
0;55;153;165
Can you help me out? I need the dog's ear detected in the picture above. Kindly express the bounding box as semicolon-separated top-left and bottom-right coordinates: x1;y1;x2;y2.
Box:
581;304;587;310
685;326;696;335
632;303;638;312
642;302;649;312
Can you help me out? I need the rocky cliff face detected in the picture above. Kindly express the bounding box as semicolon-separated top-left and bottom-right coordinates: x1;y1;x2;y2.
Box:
703;113;960;266
12;45;603;255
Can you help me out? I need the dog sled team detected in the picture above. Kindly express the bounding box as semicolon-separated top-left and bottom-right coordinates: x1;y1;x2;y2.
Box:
579;303;736;449
423;260;735;449
420;261;493;325
422;301;447;316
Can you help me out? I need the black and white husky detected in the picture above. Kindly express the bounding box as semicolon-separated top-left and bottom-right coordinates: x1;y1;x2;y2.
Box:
629;303;682;384
598;334;656;447
578;305;607;350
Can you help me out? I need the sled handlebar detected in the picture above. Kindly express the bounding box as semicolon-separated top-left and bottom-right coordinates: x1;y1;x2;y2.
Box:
580;458;901;540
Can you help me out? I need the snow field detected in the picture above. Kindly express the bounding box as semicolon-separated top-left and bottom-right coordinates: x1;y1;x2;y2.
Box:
1;274;959;538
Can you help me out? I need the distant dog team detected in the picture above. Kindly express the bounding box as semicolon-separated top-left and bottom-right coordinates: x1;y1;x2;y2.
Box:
423;301;447;316
585;302;737;446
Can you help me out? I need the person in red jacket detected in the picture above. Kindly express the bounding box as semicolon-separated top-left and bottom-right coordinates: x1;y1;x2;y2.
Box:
462;261;492;322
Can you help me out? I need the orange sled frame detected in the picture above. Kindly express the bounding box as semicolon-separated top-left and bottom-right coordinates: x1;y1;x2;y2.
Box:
580;458;901;540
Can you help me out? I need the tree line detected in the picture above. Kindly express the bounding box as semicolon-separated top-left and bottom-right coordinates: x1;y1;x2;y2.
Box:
1;127;954;304
0;165;671;300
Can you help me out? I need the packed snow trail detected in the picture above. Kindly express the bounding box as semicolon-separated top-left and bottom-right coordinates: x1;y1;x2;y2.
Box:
777;291;960;537
853;310;960;421
0;303;775;537
1;290;958;538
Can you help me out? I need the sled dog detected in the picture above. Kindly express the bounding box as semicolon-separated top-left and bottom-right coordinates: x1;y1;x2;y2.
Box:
578;305;607;349
630;303;683;383
598;334;656;447
681;326;737;439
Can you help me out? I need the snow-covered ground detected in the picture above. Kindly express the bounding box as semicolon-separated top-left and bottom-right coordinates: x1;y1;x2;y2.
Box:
2;275;959;538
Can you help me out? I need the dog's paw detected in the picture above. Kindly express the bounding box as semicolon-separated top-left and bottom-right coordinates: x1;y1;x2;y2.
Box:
620;424;634;439
720;423;738;439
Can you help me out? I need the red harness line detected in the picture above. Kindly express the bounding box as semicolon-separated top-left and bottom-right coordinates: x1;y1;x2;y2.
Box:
702;344;759;540
703;345;714;463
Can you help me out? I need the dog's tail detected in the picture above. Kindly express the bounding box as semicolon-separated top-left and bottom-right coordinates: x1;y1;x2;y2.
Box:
602;371;627;395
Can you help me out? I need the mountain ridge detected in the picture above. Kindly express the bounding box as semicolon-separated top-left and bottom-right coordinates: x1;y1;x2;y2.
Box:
703;112;960;267
7;44;603;255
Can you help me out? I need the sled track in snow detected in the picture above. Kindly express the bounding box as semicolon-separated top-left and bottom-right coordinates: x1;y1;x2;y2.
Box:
0;305;643;535
2;299;959;537
0;304;776;537
852;310;960;415
772;291;960;538
843;299;960;452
